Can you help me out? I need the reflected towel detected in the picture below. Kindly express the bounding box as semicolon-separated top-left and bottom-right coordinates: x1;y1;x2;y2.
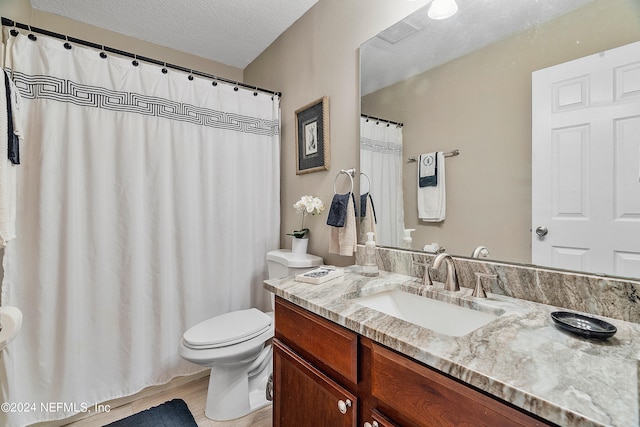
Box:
359;193;377;243
359;192;377;222
418;151;446;222
329;193;357;256
419;152;437;187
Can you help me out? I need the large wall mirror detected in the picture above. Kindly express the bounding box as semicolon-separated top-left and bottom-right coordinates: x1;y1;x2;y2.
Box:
359;0;640;279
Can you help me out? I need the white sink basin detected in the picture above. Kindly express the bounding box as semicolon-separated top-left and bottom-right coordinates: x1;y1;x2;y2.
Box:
352;290;502;337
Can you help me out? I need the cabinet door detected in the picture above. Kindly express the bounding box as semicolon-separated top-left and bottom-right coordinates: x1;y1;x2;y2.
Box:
364;409;399;427
273;339;357;427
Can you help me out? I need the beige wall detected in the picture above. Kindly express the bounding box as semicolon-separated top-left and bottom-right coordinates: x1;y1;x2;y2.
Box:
11;0;634;266
2;0;430;267
360;0;640;263
245;0;429;266
0;0;242;81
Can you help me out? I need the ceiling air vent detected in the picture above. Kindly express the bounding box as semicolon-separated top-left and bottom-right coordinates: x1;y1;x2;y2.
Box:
376;20;419;45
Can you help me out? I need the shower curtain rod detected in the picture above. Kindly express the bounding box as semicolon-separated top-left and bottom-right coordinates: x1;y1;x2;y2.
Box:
1;17;282;98
361;114;403;127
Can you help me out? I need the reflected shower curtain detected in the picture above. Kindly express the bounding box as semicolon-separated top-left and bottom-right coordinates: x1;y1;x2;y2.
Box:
360;117;404;247
0;31;280;427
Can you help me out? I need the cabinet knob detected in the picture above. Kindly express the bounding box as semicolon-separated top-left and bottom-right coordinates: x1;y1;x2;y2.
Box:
364;422;379;427
337;398;352;414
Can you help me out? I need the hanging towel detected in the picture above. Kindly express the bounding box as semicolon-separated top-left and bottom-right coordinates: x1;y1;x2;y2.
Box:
4;70;23;165
418;151;446;222
359;192;377;221
329;193;357;256
419;152;437;187
359;193;377;243
0;70;21;245
327;192;356;227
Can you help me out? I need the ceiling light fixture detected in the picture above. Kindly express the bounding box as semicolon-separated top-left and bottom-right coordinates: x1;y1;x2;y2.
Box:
428;0;459;20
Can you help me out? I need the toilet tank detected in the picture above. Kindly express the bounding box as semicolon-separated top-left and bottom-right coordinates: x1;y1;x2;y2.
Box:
266;250;323;279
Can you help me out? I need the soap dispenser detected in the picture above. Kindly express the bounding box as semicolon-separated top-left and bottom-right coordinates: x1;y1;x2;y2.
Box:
362;232;379;277
402;229;415;249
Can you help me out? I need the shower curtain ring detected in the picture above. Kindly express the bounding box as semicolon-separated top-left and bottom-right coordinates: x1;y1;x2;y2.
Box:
161;62;168;74
10;23;18;37
27;25;37;41
63;35;72;50
132;54;139;67
253;87;258;96
234;82;239;92
188;70;194;81
99;46;107;59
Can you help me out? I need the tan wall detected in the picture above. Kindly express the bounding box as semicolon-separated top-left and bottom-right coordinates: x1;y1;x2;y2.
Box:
244;0;430;266
0;0;430;267
8;0;634;266
361;0;640;263
0;0;242;81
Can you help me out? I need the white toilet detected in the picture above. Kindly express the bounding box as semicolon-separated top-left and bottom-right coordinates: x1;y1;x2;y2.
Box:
179;249;323;421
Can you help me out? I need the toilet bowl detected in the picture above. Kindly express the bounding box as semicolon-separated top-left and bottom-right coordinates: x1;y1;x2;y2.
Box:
179;249;322;421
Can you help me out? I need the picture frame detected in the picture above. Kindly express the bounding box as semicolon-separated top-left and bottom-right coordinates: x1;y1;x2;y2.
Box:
295;96;330;174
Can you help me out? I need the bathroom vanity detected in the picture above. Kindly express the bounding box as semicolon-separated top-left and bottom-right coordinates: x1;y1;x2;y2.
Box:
273;297;548;426
265;264;640;427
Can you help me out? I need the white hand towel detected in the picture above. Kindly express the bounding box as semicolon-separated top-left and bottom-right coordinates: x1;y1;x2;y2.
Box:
418;151;446;222
329;194;357;256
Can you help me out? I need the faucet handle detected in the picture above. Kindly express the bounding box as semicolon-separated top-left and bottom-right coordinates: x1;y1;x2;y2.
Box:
411;260;433;286
472;273;496;298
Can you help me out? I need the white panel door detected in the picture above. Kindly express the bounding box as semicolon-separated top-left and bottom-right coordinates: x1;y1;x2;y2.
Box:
532;40;640;277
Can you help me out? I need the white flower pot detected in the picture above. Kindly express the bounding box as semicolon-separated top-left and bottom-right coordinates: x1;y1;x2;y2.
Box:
291;237;309;254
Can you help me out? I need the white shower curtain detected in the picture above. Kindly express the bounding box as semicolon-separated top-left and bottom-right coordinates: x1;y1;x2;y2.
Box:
0;30;280;427
360;117;404;247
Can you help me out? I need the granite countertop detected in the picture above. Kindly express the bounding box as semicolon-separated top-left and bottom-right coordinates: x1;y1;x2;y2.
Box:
264;266;640;427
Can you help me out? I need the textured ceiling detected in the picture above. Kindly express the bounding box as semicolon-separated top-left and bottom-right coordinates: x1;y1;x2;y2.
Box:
30;0;318;69
361;0;596;96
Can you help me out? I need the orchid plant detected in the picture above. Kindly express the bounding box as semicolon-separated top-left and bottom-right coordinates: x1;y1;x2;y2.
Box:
287;195;325;239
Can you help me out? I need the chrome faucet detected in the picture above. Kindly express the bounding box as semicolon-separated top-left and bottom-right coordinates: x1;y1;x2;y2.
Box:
471;246;490;258
430;253;460;292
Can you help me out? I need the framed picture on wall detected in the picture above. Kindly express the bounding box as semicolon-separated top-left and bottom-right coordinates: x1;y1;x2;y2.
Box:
295;96;330;174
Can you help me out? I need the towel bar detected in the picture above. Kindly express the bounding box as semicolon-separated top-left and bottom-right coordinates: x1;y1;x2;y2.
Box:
408;149;459;162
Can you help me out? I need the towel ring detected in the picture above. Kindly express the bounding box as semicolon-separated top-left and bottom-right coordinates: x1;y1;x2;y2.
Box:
360;172;371;195
334;169;355;194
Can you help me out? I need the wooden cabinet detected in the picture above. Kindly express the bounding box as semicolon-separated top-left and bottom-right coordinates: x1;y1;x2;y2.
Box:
273;297;554;427
363;409;399;427
274;297;358;389
273;340;357;427
273;297;358;427
368;340;552;427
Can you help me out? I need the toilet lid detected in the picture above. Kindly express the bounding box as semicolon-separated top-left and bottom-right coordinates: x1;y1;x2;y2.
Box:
183;308;272;348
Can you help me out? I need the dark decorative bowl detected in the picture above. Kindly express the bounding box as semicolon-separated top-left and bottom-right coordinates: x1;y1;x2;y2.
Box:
551;311;617;340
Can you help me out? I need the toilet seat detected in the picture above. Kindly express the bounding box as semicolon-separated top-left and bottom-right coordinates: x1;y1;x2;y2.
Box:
183;308;272;349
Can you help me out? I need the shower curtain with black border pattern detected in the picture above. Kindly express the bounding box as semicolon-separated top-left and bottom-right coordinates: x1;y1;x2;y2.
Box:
0;29;280;427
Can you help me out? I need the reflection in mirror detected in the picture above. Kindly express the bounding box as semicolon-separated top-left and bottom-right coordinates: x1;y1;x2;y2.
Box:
360;0;640;279
359;116;404;247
